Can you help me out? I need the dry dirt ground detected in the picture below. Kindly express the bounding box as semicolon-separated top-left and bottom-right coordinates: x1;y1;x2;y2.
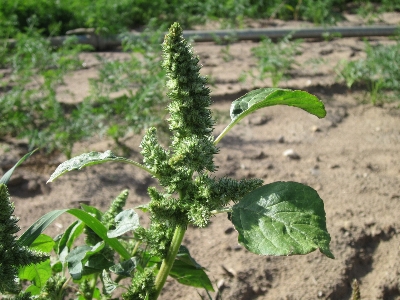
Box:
1;15;400;300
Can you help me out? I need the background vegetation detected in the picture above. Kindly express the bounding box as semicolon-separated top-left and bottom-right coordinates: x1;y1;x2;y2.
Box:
1;0;399;156
1;0;400;37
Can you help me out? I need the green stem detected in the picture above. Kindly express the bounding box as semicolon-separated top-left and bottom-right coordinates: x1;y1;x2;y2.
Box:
120;159;160;179
153;224;187;299
87;273;99;300
210;207;232;214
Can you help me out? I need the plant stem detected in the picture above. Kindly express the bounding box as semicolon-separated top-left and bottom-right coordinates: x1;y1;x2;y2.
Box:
88;273;99;300
153;224;187;299
210;207;233;214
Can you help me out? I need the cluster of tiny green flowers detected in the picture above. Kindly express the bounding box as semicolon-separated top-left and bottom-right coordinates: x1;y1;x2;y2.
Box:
139;23;263;235
37;274;67;300
123;268;156;300
0;184;48;294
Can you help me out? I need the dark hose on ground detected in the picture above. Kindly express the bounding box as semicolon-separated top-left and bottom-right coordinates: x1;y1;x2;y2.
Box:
5;25;399;50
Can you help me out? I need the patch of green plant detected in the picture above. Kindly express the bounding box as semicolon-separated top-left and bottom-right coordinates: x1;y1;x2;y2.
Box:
212;32;238;62
335;39;400;105
1;20;172;158
242;34;303;87
2;0;400;38
1;23;334;300
0;23;94;158
299;0;342;24
87;23;169;148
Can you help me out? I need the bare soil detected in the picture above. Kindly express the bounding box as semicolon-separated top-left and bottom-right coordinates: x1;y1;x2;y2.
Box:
1;14;399;300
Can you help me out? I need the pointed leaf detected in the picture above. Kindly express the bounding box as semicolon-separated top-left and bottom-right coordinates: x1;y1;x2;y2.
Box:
215;88;326;144
19;259;52;293
231;181;334;258
30;234;55;253
19;210;67;247
19;209;131;260
175;245;202;269
57;220;85;261
230;88;326;121
169;246;214;291
47;150;148;182
24;285;41;295
107;209;140;238
0;149;38;184
170;261;214;291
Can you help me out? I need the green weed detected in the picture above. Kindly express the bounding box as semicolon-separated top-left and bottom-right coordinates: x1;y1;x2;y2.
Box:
87;23;168;148
2;0;400;37
243;34;303;87
335;39;400;105
0;25;91;158
1;23;333;300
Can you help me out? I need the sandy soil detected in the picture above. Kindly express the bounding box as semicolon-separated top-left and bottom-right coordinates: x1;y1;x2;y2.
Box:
1;15;399;300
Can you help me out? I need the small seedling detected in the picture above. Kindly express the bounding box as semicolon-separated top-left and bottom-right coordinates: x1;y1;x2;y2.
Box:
335;39;400;105
243;34;302;87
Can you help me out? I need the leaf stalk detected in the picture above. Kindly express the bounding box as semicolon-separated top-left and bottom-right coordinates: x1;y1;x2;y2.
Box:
153;224;187;299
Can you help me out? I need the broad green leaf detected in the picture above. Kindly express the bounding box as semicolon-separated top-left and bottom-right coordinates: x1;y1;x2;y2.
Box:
93;287;101;299
232;181;334;259
175;245;202;269
19;209;131;260
66;242;105;279
230;88;326;120
25;285;41;295
30;234;54;253
107;209;140;238
47;150;153;182
19;259;52;293
170;261;214;291
52;261;63;273
85;253;114;271
214;88;326;144
0;149;38;184
169;246;214;291
110;257;139;277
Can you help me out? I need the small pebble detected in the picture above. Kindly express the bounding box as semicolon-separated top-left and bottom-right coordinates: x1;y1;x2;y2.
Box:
283;149;300;160
233;245;242;251
311;125;321;132
254;151;268;159
221;265;237;277
217;279;225;289
224;227;235;234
